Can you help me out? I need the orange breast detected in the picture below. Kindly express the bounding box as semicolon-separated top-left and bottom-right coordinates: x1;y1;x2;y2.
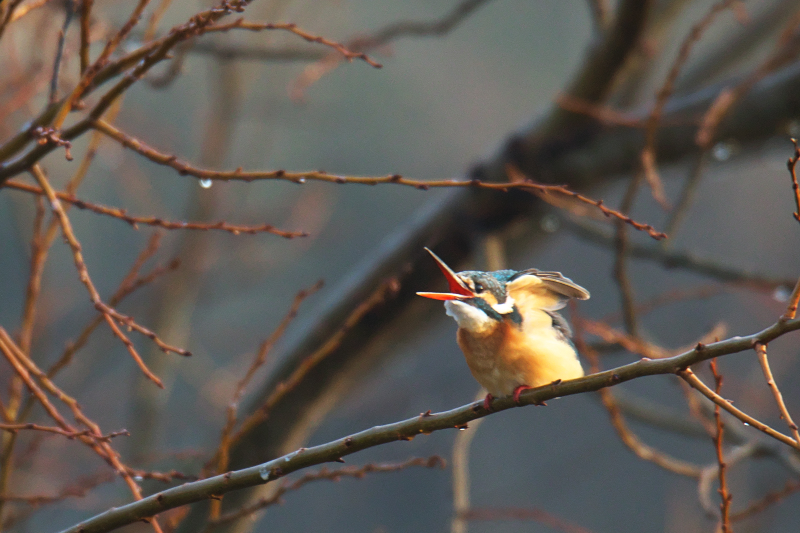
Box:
456;313;583;397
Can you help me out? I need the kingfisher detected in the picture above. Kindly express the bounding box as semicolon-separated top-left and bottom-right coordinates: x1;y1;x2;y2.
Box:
417;248;589;411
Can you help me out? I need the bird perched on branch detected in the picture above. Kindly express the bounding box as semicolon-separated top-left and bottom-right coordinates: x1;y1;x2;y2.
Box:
417;248;589;411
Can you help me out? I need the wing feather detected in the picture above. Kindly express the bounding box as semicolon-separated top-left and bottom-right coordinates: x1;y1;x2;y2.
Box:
506;270;590;311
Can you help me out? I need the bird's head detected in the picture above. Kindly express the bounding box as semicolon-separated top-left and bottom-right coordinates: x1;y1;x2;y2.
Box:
417;248;589;335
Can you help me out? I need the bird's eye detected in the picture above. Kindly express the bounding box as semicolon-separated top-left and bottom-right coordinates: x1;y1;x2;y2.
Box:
474;281;484;292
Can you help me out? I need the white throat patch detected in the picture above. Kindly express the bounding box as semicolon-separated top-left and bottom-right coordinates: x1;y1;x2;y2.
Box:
444;300;495;334
491;295;516;315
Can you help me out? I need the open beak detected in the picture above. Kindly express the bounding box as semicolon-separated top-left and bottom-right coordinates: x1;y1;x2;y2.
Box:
416;248;475;301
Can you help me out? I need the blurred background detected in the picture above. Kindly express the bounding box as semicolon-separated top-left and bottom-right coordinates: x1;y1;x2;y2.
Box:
1;0;800;532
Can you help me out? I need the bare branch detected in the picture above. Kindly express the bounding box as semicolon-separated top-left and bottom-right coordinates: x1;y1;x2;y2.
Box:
680;367;800;450
787;138;800;224
29;165;186;388
0;328;147;505
4;179;308;238
756;343;800;444
79;0;93;73
641;0;740;207
460;507;594;533
710;359;733;532
204;20;382;68
210;281;323;517
507;165;666;239
574;315;700;478
57;317;800;533
92;120;667;240
50;1;76;104
565;218;794;290
731;478;800;521
0;423;129;442
212;457;445;526
0;472;115;506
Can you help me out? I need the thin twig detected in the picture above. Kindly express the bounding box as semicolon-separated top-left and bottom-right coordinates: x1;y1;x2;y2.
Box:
710;359;733;532
0;329;147;508
459;507;595;533
788;139;800;224
0;0;251;174
48;241;179;378
0;472;115;506
755;342;800;444
731;478;800;521
782;277;800;321
91;122;668;240
575;314;701;478
642;0;739;207
0;423;129;442
600;285;724;324
679;367;800;450
51;0;153;130
80;0;94;73
451;390;487;533
697;442;756;519
580;318;670;359
506;164;666;240
695;10;800;148
0;0;25;40
204;19;382;68
613;173;643;336
50;0;76;104
4;179;307;238
143;0;175;41
29;165;181;388
225;277;401;456
289;0;492;98
565;218;794;290
17;98;122;358
210;281;323;517
212;457;445;526
662;150;709;240
585;0;610;33
18;195;47;355
555;93;643;127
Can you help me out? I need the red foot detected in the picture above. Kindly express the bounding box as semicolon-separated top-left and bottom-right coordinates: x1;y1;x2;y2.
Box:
512;385;532;405
483;393;495;412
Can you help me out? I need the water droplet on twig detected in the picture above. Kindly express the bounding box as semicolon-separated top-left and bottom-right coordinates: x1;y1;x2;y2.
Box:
773;286;791;303
199;178;213;189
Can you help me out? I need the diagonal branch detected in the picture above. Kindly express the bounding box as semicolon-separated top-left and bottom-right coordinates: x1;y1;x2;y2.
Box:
203;20;382;68
640;0;740;208
565;218;794;290
0;329;146;506
756;342;800;444
29;166;188;388
679;367;800;450
211;457;445;526
4;179;307;238
92;119;666;239
58;317;800;533
210;281;323;518
710;359;733;532
575;315;701;478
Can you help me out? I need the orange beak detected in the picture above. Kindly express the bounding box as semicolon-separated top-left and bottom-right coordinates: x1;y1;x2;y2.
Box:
416;248;475;301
